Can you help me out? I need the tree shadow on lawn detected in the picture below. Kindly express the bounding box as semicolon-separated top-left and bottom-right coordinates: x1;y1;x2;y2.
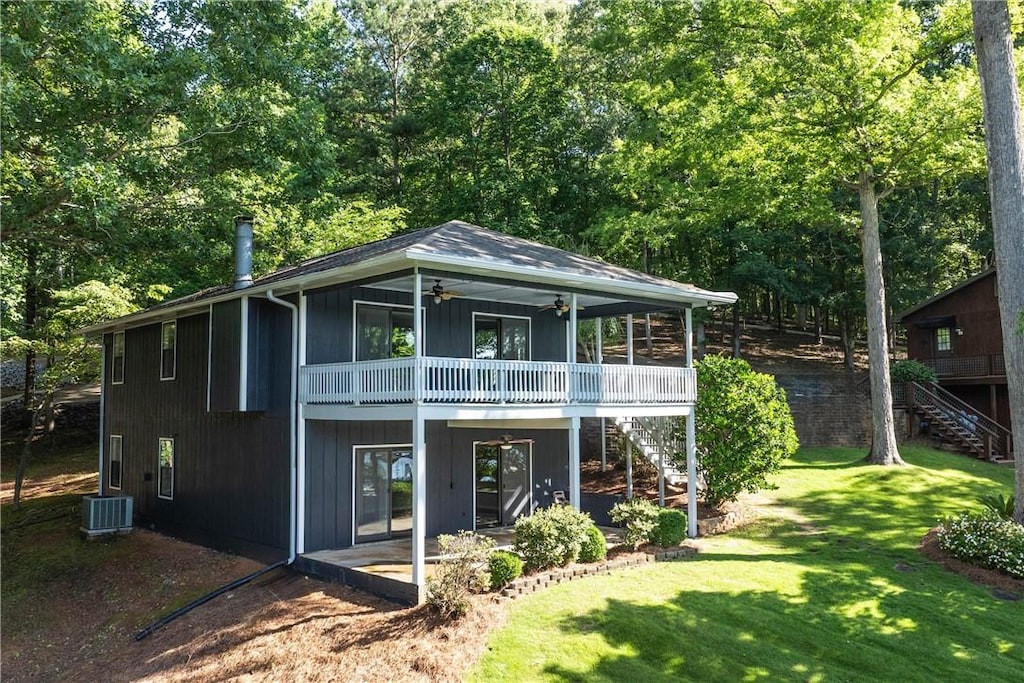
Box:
544;549;1022;682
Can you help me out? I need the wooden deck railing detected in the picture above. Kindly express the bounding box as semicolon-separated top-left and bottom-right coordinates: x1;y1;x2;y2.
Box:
905;381;1013;458
919;354;1005;378
299;357;697;406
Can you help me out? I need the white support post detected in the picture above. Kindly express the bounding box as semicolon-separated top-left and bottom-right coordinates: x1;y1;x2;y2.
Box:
686;410;697;538
569;416;581;510
412;412;427;599
600;417;607;472
625;440;633;499
413;269;423;404
658;442;666;507
684;306;693;369
626;314;634;366
297;290;307;553
569;293;578;363
595;316;603;364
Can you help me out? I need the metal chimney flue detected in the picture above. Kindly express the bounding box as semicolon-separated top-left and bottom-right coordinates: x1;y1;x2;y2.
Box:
233;215;254;290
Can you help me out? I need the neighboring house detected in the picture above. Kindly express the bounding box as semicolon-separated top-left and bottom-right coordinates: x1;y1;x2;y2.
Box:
897;268;1013;460
80;219;736;602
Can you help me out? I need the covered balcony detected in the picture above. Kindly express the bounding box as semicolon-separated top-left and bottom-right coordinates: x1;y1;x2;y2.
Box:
299;356;696;407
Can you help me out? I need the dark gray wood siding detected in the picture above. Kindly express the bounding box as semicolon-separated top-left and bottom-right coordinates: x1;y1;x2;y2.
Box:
304;285;567;363
303;420;569;552
209;300;241;411
247;297;292;414
103;312;292;556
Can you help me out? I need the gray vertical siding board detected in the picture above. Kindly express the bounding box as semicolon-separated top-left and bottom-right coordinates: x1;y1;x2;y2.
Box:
209;300;241;411
306;284;566;363
303;420;570;551
104;313;291;556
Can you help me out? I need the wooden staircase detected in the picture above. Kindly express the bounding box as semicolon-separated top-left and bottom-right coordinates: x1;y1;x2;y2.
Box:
903;382;1014;463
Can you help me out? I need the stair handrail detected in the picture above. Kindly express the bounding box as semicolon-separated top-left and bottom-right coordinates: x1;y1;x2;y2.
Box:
909;382;1011;455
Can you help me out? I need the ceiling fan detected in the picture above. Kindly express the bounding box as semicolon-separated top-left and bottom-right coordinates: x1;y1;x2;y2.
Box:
424;279;463;304
539;294;585;317
479;434;535;451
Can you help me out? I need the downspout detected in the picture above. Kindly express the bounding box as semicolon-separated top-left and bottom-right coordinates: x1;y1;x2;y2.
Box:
98;336;106;497
266;289;299;565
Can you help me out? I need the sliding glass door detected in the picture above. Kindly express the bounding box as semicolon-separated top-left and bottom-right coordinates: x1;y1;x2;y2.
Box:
354;446;413;543
474;443;532;528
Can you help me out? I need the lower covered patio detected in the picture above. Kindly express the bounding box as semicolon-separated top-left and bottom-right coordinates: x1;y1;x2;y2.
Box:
295;526;624;604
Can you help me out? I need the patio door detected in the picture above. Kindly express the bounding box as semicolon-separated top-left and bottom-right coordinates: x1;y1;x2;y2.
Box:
474;443;532;528
354;446;413;543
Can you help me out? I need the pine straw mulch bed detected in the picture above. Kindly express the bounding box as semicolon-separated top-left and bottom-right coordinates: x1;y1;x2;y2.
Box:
919;529;1024;598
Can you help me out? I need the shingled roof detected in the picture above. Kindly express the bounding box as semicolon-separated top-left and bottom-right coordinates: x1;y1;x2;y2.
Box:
81;220;736;334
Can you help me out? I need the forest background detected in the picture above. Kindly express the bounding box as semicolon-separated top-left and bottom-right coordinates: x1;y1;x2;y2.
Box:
2;0;1019;388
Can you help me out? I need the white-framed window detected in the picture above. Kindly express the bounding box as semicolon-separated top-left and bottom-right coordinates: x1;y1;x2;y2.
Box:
936;327;951;352
108;435;123;490
354;302;416;361
473;313;531;360
158;437;174;500
112;331;125;384
161;320;176;380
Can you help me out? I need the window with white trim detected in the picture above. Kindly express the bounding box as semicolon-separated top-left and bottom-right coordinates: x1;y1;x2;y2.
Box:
474;315;530;360
112;331;125;384
355;303;415;360
158;437;174;500
161;320;176;380
936;327;951;352
108;435;123;490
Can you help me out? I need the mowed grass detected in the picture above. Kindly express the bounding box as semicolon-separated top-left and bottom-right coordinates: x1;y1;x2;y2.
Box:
471;446;1022;682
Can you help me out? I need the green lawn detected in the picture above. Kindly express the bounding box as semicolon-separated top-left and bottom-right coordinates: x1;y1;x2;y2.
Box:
471;446;1022;682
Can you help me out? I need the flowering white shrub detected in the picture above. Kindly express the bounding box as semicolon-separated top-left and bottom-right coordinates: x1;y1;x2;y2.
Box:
937;512;1024;579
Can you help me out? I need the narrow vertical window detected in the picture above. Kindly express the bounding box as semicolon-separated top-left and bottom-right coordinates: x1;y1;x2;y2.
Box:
936;327;951;352
108;435;123;490
161;321;176;380
112;331;125;384
158;437;174;500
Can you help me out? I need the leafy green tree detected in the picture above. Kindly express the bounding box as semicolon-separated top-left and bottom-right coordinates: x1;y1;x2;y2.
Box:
8;281;138;508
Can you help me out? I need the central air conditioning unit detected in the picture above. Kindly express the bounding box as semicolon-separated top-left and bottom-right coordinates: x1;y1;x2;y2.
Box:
80;495;133;538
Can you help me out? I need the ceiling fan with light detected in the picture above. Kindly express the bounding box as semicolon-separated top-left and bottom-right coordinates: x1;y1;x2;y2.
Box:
424;279;464;304
479;434;535;451
538;294;585;317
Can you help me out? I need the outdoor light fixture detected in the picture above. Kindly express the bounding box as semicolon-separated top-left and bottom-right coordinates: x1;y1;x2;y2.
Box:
956;327;964;336
500;435;514;451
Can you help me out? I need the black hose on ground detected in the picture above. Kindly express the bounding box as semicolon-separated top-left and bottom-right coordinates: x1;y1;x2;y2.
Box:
134;559;290;641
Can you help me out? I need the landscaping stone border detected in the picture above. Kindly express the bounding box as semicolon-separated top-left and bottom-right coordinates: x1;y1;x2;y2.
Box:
698;508;749;536
499;547;696;599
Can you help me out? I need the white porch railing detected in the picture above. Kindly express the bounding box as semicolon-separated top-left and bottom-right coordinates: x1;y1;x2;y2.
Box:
300;357;696;406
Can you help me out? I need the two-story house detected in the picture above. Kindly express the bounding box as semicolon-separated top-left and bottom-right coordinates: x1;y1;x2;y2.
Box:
80;218;737;602
898;268;1013;460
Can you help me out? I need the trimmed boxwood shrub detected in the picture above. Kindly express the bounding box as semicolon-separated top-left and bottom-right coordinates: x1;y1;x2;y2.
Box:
609;498;659;549
937;511;1024;579
513;505;594;571
578;524;607;563
650;508;688;547
488;550;523;589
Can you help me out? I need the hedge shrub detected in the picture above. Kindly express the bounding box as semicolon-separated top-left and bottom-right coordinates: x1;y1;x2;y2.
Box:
890;359;938;384
650;508;688;547
578;523;608;563
513;505;594;571
693;355;798;508
609;498;659;549
488;550;524;589
937;511;1024;579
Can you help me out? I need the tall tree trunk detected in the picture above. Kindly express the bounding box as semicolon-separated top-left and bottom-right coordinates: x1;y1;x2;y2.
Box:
972;0;1024;523
13;391;53;510
814;304;823;345
839;311;856;373
21;246;38;422
858;169;903;465
642;242;653;355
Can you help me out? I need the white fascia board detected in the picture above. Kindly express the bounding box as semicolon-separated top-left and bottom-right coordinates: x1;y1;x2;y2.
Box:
404;250;739;307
